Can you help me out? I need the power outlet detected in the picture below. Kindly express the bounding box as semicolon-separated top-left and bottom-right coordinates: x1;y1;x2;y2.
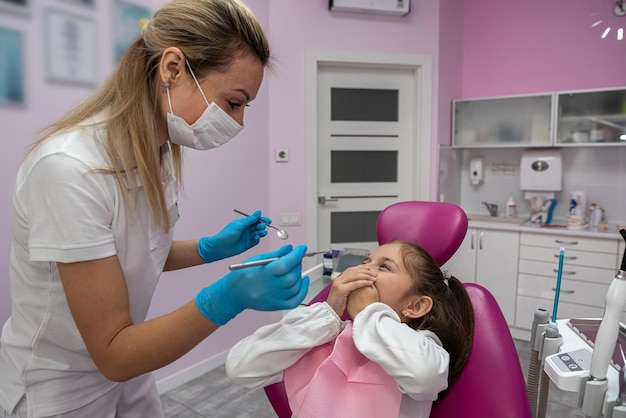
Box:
275;148;289;162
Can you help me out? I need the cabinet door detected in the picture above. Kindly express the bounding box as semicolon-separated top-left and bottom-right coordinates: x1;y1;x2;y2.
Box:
475;229;520;326
453;94;552;148
556;87;626;146
442;228;477;283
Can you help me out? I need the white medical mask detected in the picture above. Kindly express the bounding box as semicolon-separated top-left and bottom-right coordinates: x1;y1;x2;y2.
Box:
164;61;243;150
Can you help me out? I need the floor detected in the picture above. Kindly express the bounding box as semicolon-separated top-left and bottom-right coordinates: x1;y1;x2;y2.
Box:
159;339;585;417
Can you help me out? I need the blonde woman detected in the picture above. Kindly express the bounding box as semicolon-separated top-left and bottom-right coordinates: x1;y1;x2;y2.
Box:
0;1;309;417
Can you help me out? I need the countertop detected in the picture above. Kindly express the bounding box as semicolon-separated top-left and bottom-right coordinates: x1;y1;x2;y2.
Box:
467;214;623;240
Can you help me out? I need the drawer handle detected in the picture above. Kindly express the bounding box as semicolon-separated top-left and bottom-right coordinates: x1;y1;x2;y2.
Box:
554;254;577;260
555;239;578;245
552;287;575;294
553;268;576;275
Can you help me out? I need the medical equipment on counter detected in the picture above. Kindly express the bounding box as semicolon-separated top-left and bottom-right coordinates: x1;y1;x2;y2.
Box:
234;209;289;240
229;249;330;270
539;229;626;418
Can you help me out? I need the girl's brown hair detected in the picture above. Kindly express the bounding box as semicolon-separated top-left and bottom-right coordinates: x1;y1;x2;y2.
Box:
29;0;271;231
396;241;475;399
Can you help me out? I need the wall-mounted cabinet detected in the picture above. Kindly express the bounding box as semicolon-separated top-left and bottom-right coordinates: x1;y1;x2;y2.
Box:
453;94;553;148
556;87;626;146
453;87;626;149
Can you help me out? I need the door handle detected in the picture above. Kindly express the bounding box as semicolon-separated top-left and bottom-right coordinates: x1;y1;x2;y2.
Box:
318;196;338;205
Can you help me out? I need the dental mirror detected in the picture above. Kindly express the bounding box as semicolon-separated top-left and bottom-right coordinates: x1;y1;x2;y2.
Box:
234;209;289;240
229;248;332;270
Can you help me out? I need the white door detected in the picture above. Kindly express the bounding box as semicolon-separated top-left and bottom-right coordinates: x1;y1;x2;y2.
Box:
309;52;432;255
317;66;412;251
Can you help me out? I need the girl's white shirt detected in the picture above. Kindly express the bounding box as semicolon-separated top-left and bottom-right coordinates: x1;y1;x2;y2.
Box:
226;301;450;418
0;120;177;416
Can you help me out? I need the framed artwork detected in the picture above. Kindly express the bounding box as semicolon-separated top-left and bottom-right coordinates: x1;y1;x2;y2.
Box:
113;1;151;63
0;27;24;106
0;0;30;16
44;8;97;87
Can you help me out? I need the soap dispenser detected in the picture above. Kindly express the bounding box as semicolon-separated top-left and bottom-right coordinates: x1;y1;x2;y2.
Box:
506;193;517;218
469;156;484;185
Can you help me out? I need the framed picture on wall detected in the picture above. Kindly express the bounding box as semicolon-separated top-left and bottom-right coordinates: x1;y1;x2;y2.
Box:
113;1;151;63
0;27;25;106
0;0;30;16
44;8;97;87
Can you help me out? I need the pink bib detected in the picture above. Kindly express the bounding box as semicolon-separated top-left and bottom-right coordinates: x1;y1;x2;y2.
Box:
284;322;402;418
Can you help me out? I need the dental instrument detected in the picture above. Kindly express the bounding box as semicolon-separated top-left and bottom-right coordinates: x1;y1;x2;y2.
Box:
234;209;289;240
229;250;330;270
552;247;565;324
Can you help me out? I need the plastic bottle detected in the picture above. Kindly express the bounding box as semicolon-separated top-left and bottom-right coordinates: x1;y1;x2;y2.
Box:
589;202;597;224
323;252;333;277
506;193;516;218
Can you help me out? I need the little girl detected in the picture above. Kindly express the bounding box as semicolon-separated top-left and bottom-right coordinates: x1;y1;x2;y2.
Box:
226;240;475;418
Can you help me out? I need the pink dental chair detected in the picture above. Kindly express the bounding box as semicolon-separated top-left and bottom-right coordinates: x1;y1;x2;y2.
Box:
263;201;531;418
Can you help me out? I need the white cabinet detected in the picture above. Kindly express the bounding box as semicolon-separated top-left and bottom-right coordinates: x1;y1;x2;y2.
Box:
443;227;520;325
556;87;626;146
515;232;620;331
452;94;553;148
452;86;626;148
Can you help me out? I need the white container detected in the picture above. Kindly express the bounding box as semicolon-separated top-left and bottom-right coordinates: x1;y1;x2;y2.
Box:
469;156;484;185
506;194;517;218
569;191;588;218
520;150;563;194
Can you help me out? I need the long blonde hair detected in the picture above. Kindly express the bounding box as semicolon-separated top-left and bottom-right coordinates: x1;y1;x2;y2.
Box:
30;0;271;231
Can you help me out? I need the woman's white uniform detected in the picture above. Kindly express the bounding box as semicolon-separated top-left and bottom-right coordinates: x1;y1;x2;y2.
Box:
0;120;177;417
226;301;450;418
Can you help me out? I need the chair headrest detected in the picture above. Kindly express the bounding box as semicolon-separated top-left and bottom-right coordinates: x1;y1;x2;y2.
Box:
376;201;468;266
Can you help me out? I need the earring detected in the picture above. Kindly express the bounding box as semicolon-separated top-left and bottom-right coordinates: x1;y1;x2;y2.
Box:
402;311;409;317
161;81;171;88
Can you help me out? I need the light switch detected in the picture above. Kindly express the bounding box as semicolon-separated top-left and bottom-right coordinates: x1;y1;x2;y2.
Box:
279;213;300;225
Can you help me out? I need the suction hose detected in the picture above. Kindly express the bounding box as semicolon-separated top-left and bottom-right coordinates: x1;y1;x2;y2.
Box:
528;309;550;417
537;323;563;418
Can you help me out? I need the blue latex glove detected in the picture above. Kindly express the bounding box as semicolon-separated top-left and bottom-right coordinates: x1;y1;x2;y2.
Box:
198;210;270;263
195;244;310;326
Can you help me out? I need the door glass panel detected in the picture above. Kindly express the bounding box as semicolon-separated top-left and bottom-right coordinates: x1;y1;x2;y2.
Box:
331;88;398;122
331;151;397;183
331;211;380;244
556;88;626;144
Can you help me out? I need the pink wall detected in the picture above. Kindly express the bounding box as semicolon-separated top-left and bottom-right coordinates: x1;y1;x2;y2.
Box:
438;0;466;146
462;0;626;97
265;0;442;249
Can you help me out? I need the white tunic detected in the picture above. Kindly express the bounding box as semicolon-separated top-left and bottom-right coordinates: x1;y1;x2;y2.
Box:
226;302;450;418
0;122;177;416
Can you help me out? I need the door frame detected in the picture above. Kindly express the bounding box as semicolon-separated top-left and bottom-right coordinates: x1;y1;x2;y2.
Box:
305;50;433;259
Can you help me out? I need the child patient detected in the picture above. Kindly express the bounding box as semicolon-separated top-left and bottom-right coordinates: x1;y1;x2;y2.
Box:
226;240;475;418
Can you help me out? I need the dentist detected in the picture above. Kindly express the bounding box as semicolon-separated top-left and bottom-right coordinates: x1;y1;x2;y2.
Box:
0;1;309;417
